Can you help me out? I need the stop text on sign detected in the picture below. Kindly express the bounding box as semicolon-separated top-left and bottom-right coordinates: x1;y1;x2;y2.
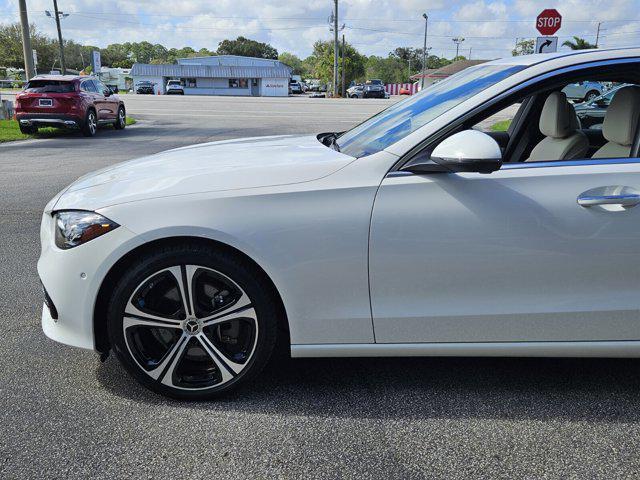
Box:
536;9;562;36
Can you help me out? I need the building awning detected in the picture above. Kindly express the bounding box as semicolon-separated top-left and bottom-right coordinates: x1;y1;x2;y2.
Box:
131;63;292;78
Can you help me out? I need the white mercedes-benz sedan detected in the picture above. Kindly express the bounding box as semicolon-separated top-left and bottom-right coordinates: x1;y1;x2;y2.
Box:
39;48;640;399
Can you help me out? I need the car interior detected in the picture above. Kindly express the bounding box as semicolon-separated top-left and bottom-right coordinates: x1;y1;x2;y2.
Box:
409;62;640;167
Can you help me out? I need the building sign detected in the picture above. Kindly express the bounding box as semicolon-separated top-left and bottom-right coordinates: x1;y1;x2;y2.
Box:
265;83;285;88
92;51;102;74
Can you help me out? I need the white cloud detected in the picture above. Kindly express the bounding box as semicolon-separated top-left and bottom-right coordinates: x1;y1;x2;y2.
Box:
3;0;640;59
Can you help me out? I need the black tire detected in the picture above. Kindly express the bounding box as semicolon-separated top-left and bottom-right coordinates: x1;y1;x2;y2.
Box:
19;124;37;134
82;109;97;137
113;106;126;130
107;243;279;400
585;90;599;102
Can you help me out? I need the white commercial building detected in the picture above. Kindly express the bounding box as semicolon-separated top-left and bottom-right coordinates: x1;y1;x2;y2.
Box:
131;55;292;96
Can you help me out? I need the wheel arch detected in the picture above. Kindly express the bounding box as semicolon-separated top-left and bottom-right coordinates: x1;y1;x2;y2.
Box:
93;235;290;354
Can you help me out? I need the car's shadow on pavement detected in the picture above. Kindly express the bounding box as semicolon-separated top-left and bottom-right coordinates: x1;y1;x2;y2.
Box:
95;353;640;421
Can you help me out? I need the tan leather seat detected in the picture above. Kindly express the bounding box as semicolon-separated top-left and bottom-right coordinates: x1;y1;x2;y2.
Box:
526;91;588;162
592;86;640;158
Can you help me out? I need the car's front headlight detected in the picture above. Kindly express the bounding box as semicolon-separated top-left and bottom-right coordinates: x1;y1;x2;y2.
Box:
54;210;119;249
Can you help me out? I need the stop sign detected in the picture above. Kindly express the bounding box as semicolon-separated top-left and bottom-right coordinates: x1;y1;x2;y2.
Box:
536;9;562;36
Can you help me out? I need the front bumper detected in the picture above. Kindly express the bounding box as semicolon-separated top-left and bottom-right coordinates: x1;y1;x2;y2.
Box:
38;212;138;351
17;113;82;129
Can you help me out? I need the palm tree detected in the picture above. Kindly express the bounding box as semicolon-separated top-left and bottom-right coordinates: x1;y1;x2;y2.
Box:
562;36;597;50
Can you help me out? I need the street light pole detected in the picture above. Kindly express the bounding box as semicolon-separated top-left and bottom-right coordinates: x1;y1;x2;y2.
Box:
53;0;67;74
18;0;35;79
341;34;346;97
333;0;339;97
420;13;428;90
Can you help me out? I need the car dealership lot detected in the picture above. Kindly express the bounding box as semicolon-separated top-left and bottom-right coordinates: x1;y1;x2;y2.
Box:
2;94;640;478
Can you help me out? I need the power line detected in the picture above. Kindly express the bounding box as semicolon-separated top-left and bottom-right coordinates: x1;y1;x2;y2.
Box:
7;10;640;24
346;25;608;40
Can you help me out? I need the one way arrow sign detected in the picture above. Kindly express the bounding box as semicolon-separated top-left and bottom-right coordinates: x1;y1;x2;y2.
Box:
536;36;558;54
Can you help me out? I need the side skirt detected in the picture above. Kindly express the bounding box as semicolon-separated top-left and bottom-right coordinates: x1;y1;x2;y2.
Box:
291;341;640;358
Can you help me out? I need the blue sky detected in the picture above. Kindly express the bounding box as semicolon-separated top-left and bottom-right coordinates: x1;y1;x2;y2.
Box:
3;0;640;59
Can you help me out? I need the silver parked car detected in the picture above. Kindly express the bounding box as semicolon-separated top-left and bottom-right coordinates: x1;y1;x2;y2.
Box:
347;84;364;98
561;80;604;102
39;48;640;400
166;80;184;95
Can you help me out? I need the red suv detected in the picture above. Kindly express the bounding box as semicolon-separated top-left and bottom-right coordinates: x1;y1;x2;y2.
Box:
15;75;126;137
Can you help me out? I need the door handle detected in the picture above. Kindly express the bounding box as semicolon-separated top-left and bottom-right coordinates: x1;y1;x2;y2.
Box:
577;193;640;207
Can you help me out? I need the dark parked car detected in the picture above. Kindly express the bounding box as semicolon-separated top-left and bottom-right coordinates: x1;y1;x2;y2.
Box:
363;79;386;98
136;81;155;94
15;75;126;137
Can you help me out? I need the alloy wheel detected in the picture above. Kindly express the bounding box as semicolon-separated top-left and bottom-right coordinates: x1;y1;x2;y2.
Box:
122;265;258;390
118;109;125;128
88;112;97;135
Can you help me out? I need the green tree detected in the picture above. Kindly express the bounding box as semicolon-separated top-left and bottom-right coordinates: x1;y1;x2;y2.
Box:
389;47;426;74
512;39;534;56
425;55;451;70
0;23;60;72
306;40;365;87
365;56;409;84
562;36;597;50
217;36;278;59
101;43;134;68
278;52;306;75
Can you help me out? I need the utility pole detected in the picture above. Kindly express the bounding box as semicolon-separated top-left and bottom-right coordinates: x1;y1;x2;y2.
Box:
595;22;601;47
18;0;35;79
420;13;428;90
468;46;472;60
53;0;67;74
333;0;339;97
341;34;346;97
453;37;465;59
408;58;411;82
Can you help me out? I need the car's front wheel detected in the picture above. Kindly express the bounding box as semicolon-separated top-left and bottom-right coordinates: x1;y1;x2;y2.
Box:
585;90;600;102
107;244;279;399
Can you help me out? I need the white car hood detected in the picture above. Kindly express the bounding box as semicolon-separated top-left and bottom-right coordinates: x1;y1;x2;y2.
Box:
53;135;355;211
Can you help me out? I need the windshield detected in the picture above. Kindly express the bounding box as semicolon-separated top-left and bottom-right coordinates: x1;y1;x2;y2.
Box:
336;64;525;157
24;80;74;93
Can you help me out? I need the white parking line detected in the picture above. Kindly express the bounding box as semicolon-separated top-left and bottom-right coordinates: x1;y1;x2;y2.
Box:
129;111;369;122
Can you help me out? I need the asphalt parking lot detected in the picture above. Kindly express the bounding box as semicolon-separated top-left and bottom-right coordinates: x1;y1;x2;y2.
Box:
2;94;640;479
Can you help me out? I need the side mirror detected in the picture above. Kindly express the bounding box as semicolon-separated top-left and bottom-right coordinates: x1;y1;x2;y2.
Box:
103;89;112;97
405;130;502;174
